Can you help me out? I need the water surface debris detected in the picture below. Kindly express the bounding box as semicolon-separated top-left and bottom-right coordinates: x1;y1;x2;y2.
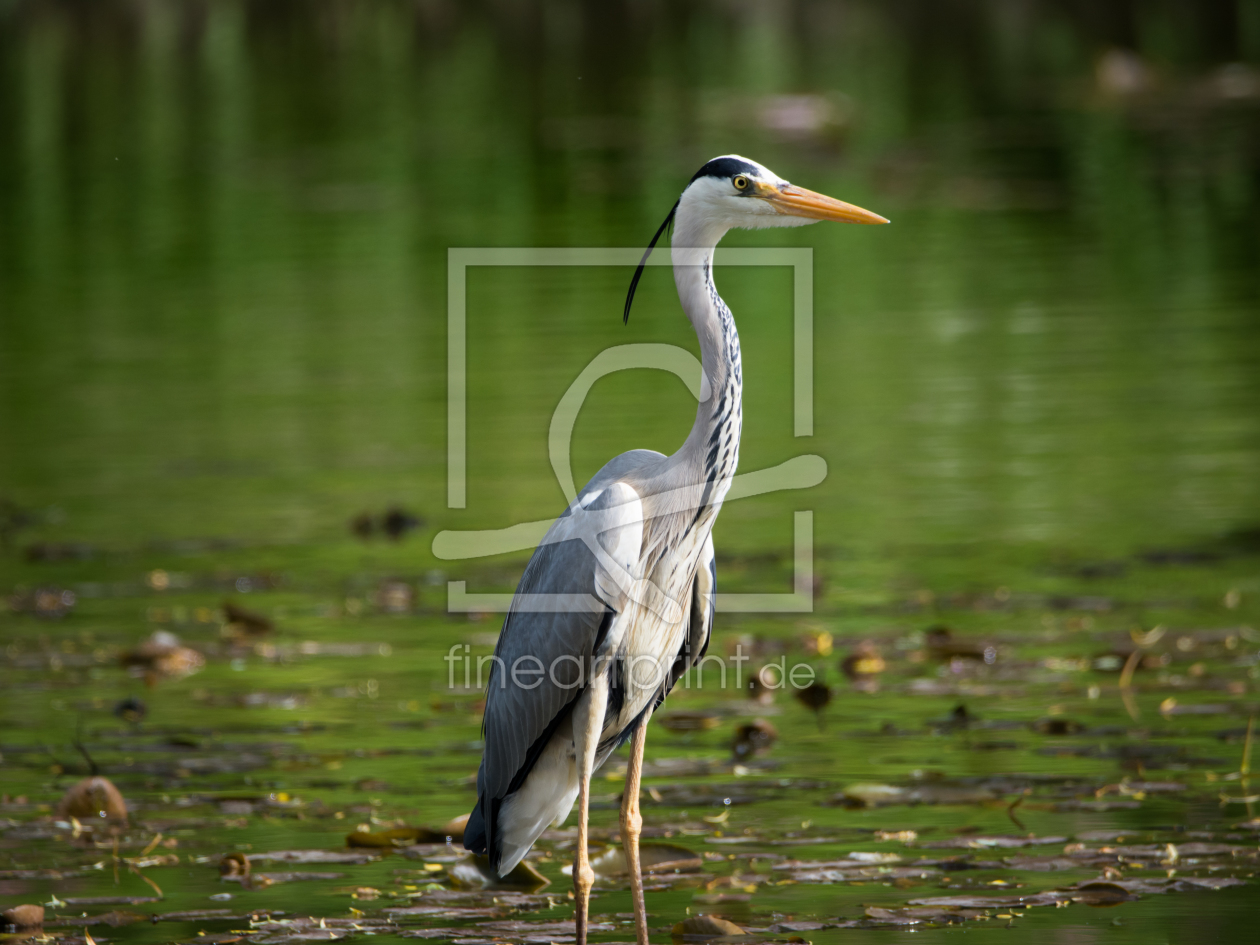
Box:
346;827;447;848
449;855;549;891
56;777;128;823
731;719;778;761
658;711;722;733
120;630;205;683
793;681;832;729
223;600;275;636
2;905;45;929
671;915;745;939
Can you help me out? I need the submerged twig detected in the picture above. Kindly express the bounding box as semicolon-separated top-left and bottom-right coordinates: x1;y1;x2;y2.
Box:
1217;716;1255;815
1006;792;1029;833
1241;715;1253;776
1118;649;1142;721
41;743;66;777
73;731;100;777
127;862;163;899
1243;715;1254;820
1129;625;1166;648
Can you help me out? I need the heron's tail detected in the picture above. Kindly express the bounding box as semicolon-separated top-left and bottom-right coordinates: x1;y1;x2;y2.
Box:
463;797;488;856
493;736;580;876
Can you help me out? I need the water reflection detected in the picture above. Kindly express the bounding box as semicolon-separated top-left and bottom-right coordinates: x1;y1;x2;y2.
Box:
0;0;1256;554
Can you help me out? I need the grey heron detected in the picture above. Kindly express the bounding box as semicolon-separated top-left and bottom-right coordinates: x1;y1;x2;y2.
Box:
463;155;886;943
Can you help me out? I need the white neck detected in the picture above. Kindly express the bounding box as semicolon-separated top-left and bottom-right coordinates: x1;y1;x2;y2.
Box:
668;205;743;494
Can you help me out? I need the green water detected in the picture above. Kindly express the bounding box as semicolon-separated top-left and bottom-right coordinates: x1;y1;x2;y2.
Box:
2;2;1260;942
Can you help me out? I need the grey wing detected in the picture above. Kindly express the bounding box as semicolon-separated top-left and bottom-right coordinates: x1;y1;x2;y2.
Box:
467;478;645;856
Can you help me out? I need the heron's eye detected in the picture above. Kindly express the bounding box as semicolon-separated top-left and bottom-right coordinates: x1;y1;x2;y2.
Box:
733;175;749;191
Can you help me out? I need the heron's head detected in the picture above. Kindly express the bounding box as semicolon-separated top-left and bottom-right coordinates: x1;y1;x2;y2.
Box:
679;154;888;232
623;155;887;322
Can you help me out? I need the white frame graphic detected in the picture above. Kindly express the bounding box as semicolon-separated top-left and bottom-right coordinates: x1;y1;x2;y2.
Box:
437;247;823;614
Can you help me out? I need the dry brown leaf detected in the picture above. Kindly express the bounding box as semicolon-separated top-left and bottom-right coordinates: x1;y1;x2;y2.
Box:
57;777;128;823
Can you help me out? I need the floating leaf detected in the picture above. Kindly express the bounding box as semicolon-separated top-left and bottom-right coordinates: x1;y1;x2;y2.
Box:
2;905;45;929
447;855;550;892
847;851;902;864
60;898;161;907
831;782;1000;808
49;912;145;928
346;827;444;848
250;850;378;865
583;842;702;877
1033;718;1088;736
841;641;886;679
834;783;904;807
56;777;128;824
671;915;745;938
396;931;467;940
863;906;961;926
731;719;778;761
476;920;613;937
151;911;238;922
875;829;918;843
907;892;1069;908
253;872;345;884
218;853;250;879
658;711;722;733
1074;881;1139;906
920;835;1067;850
222;600;274;636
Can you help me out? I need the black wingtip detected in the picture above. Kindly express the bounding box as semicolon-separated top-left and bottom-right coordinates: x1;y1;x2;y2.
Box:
624;199;679;325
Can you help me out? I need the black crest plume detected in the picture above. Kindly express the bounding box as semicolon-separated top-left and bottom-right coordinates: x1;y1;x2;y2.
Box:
623;199;679;325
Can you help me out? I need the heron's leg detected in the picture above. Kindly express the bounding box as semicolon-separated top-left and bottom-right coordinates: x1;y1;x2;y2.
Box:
574;674;608;945
620;706;653;945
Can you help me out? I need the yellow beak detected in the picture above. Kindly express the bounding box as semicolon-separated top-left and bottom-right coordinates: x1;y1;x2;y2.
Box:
757;182;889;224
